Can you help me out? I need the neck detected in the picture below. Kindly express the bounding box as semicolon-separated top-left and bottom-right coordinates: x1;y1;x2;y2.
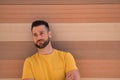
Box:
38;42;53;55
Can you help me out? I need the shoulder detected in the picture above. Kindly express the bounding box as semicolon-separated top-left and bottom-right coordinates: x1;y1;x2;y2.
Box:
24;52;38;62
55;49;69;54
54;49;73;57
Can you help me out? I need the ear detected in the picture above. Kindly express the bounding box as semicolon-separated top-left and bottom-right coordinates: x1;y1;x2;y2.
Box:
48;31;52;38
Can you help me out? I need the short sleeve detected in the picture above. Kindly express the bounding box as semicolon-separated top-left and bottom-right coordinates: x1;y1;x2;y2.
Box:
22;58;34;79
65;52;78;73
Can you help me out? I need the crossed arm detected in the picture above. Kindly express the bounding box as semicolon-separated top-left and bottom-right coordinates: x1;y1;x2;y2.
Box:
65;69;80;80
23;69;80;80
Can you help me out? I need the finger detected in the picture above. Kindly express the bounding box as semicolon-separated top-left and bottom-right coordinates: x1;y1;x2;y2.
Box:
65;74;74;80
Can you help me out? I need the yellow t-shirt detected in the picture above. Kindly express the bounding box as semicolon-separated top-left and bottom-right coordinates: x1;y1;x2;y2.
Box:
22;49;77;80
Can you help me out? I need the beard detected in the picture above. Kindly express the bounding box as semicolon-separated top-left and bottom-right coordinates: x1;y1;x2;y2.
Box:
34;37;50;49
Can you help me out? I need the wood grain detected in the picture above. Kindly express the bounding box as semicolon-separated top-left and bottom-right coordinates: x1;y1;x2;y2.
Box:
76;60;120;78
0;60;120;78
0;41;120;60
0;1;120;78
0;60;24;78
0;23;120;41
0;0;120;5
0;4;120;23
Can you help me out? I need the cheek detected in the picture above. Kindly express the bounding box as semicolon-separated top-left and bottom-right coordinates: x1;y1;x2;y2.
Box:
33;37;37;43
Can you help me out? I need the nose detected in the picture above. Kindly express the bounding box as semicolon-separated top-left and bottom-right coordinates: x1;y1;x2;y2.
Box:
39;35;43;39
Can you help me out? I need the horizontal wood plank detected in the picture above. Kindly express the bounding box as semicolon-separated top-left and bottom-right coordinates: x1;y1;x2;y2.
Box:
0;4;120;23
76;60;120;78
0;41;120;60
53;41;120;60
0;60;120;78
0;23;120;41
0;0;120;5
0;60;24;78
0;41;36;59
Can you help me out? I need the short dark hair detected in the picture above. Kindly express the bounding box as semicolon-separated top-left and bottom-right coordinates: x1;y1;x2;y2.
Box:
31;20;49;31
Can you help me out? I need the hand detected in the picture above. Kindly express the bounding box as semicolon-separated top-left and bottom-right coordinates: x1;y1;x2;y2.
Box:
65;73;74;80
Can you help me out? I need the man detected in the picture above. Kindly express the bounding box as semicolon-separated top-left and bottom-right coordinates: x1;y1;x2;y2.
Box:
22;20;80;80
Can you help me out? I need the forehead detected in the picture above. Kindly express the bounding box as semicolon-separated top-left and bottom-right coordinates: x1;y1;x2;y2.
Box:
32;25;47;32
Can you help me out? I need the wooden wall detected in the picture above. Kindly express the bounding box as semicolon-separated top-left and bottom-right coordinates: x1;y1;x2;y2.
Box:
0;0;120;80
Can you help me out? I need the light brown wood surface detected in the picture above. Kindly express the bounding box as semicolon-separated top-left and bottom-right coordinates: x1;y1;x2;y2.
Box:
0;0;120;4
0;4;120;23
0;0;120;79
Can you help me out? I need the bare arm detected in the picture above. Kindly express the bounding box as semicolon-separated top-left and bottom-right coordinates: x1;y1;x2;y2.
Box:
65;70;80;80
23;78;34;80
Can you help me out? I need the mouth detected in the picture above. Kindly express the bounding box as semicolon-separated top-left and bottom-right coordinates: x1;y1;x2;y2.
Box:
37;40;44;45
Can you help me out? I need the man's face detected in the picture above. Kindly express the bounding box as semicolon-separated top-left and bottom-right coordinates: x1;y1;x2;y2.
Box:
32;25;51;49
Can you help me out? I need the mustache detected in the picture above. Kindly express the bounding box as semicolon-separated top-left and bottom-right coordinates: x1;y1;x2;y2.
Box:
36;39;44;43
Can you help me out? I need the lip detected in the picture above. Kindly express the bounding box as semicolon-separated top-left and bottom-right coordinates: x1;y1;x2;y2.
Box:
37;40;44;44
37;40;43;43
